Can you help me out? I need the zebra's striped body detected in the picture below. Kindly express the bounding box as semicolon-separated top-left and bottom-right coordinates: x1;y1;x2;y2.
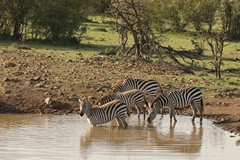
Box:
79;98;128;127
147;87;203;123
113;78;162;105
96;89;148;120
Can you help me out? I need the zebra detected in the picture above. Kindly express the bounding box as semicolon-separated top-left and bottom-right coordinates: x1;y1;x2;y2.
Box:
147;87;204;124
96;89;149;120
79;97;128;127
112;77;163;106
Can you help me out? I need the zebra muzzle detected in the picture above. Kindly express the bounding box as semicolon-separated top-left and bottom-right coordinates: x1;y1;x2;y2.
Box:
147;117;151;123
80;112;84;116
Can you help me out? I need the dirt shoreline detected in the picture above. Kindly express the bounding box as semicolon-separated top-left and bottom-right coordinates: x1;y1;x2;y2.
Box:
1;96;239;135
0;49;239;135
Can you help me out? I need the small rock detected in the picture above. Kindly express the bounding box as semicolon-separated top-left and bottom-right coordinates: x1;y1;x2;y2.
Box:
220;117;225;122
67;59;74;62
58;91;64;97
45;97;52;105
2;89;11;94
31;76;41;81
35;83;44;88
3;62;16;68
44;92;52;96
3;77;10;82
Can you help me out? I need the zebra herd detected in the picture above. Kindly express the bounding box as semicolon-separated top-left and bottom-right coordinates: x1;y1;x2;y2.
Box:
79;77;204;127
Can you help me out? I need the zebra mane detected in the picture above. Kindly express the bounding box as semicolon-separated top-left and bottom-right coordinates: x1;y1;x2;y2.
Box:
112;83;123;92
94;100;121;109
118;89;139;94
95;94;115;104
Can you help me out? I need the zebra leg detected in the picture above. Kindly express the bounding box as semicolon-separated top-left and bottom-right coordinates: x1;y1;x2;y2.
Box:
142;106;146;120
191;103;198;122
115;117;123;127
169;108;177;123
119;117;128;127
199;99;204;123
172;109;177;122
136;106;141;120
199;106;203;123
117;114;128;127
121;119;128;127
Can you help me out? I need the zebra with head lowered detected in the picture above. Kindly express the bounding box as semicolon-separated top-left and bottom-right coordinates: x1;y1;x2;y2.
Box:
79;97;128;127
147;87;204;124
96;89;149;120
113;78;163;106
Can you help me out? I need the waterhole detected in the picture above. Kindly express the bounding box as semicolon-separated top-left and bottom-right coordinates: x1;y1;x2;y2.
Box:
0;114;239;160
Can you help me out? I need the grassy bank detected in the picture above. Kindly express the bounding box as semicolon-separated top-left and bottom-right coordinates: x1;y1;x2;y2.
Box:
0;19;239;98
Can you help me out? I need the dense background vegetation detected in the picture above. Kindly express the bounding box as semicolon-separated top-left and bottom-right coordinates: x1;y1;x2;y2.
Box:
0;0;107;42
0;0;239;77
0;0;240;42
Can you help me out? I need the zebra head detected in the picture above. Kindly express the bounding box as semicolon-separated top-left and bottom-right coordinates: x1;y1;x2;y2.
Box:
147;106;157;123
147;95;167;123
79;97;92;116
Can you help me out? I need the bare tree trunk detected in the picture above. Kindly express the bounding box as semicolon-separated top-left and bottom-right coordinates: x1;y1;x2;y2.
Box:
205;33;225;79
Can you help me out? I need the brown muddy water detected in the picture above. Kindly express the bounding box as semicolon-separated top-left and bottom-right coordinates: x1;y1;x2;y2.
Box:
0;114;239;160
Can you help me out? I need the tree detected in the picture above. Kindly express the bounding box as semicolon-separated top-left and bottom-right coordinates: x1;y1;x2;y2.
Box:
4;0;35;40
0;1;11;36
202;0;220;33
105;0;153;57
150;0;187;32
181;0;220;33
105;0;196;73
220;0;240;40
205;33;225;78
150;0;220;33
32;0;92;42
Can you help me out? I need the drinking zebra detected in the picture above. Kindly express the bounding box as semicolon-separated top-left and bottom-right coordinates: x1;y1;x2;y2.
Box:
147;87;203;123
96;89;149;120
113;78;163;105
79;97;128;127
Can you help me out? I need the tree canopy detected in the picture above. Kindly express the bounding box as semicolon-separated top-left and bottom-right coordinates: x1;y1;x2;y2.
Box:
0;0;239;43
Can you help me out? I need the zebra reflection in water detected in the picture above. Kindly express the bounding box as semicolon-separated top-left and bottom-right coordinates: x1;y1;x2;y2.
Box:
80;119;203;157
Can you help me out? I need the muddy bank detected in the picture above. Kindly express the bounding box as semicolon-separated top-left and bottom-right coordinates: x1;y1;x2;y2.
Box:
1;95;239;135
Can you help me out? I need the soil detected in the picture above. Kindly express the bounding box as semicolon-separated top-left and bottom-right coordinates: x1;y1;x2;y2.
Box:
0;49;239;135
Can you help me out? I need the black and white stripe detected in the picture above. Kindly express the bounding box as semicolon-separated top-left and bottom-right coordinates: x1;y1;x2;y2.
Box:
96;89;149;120
147;87;203;123
79;97;128;127
113;78;162;104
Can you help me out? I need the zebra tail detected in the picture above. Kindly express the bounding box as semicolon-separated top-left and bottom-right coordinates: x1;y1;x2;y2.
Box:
159;84;164;94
